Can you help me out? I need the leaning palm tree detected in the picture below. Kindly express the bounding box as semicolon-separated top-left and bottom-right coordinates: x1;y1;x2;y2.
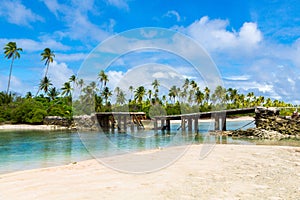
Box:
39;76;52;94
41;48;55;78
4;42;22;94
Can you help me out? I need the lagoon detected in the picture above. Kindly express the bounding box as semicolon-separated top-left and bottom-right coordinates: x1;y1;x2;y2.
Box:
0;120;299;174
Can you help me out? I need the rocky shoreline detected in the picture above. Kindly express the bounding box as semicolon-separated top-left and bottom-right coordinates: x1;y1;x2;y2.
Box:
210;107;300;140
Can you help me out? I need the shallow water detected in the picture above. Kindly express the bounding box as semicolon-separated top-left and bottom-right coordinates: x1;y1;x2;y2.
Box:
0;120;299;174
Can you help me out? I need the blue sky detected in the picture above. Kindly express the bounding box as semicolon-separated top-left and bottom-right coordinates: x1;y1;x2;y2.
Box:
0;0;300;103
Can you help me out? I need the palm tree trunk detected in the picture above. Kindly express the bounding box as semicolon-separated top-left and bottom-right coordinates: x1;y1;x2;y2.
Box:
6;57;15;94
44;63;49;78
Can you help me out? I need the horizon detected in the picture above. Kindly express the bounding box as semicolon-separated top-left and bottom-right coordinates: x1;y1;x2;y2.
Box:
1;0;300;104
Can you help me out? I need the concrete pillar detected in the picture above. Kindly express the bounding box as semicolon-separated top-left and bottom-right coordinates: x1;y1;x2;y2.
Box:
123;115;127;131
154;118;158;130
194;116;199;133
166;119;170;131
117;115;121;131
181;118;186;130
188;117;192;132
161;118;165;129
221;115;226;131
214;115;220;130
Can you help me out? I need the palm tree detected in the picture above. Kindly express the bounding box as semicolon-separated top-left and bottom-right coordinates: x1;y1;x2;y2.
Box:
61;82;72;97
152;79;160;101
134;86;146;104
25;92;32;99
41;48;55;78
129;85;134;100
168;85;178;103
116;90;126;105
98;70;109;90
4;42;22;94
101;86;112;105
69;75;77;88
39;76;52;94
204;87;210;103
195;89;204;105
48;87;60;100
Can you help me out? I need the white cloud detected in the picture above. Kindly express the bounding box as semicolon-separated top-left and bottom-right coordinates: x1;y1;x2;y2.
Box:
181;16;262;54
0;38;69;52
164;10;181;22
223;75;251;81
42;0;111;43
0;0;44;27
46;61;74;89
106;0;129;11
55;53;87;62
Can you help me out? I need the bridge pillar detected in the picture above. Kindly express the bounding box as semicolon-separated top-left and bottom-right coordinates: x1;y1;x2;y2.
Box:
188;117;192;132
154;118;158;130
194;116;199;133
221;115;226;131
161;118;165;130
117;115;121;131
166;119;171;131
123;115;127;131
181;118;186;130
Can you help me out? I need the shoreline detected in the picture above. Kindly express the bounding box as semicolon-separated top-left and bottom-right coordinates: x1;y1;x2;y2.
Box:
0;124;70;131
0;144;299;199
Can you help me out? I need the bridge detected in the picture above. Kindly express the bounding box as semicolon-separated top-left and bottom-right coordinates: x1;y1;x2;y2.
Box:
95;107;257;132
152;107;256;132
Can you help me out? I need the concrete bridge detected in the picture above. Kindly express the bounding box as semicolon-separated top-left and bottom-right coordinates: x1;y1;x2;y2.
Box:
153;107;256;132
95;108;257;132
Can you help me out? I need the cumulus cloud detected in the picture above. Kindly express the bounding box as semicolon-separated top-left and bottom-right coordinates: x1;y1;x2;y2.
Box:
42;0;111;43
0;0;44;27
182;16;262;53
46;61;74;89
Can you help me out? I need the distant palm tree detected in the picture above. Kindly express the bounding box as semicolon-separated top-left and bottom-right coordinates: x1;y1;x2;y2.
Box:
48;87;60;100
69;75;77;88
41;48;55;78
116;90;126;105
195;89;204;105
101;86;112;105
39;76;52;94
168;85;178;103
4;42;22;94
98;70;109;90
25;91;32;99
129;85;134;100
152;79;160;101
134;86;146;104
61;82;72;97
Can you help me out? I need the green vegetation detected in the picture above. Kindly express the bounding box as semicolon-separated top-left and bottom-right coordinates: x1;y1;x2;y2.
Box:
0;41;296;124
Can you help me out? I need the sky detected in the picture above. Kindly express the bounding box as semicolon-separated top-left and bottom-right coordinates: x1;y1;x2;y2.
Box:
1;0;300;104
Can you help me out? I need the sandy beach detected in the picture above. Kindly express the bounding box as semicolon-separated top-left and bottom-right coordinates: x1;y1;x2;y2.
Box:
0;124;69;131
0;144;299;199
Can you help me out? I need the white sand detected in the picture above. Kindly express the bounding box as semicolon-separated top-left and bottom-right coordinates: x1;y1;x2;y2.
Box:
0;144;299;199
0;124;69;131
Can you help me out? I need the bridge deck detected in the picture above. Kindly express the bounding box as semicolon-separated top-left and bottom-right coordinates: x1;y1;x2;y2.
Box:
154;107;256;120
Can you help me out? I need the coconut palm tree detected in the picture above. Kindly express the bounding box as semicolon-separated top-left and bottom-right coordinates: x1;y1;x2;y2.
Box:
41;48;55;78
98;70;109;90
168;85;178;103
116;90;126;105
101;86;112;105
204;87;210;103
61;82;72;97
39;76;52;94
152;79;160;101
48;87;60;100
4;42;22;94
134;86;146;104
195;89;204;105
129;85;134;100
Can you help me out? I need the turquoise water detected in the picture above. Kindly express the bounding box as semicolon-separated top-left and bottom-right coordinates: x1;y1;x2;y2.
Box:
0;120;298;174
